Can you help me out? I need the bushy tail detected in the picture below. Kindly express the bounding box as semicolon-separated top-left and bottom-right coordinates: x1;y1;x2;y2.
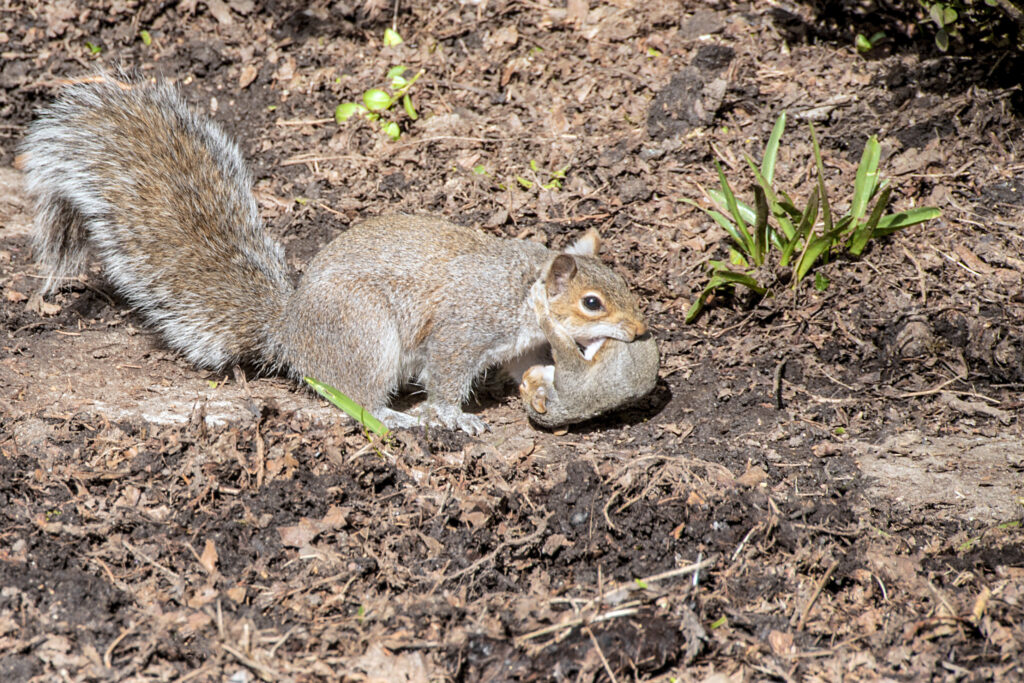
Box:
20;72;294;371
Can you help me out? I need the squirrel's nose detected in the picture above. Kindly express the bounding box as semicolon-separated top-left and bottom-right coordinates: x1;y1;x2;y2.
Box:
633;320;647;337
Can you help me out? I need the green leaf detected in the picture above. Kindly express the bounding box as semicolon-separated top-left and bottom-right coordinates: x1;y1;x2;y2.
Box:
855;33;873;52
708;189;756;225
707;269;768;295
386;65;408;79
728;247;749;268
85;41;102;55
383;27;403;47
777;193;802;218
682;198;749;255
684;266;768;324
382;120;402;140
472;164;487;175
936;28;949;51
334;102;364;123
744;153;795;241
363;88;392;111
848;186;892;256
402;93;418;120
780;184;818;268
762;111;786;184
684;295;707;323
814;272;830;291
873;206;941;236
752;185;769;266
516;176;534;189
304;376;390;437
140;30;152;46
713;161;754;254
809;123;833;234
850;135;880;223
795;226;844;283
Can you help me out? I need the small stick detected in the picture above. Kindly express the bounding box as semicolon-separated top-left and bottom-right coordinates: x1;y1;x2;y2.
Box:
797;560;839;630
901;245;928;304
773;359;786;409
585;626;619;683
104;624;136;668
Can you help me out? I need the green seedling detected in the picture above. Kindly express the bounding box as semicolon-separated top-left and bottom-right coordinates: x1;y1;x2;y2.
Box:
304;376;390;438
514;160;569;191
684;111;940;323
140;30;152;46
924;1;959;50
335;65;423;141
855;31;886;52
383;27;403;47
85;41;102;55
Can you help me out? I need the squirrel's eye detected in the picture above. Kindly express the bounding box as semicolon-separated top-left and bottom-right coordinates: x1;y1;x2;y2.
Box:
582;295;604;312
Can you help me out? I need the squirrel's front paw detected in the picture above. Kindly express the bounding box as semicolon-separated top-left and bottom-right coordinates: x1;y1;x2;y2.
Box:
519;365;554;414
428;404;489;436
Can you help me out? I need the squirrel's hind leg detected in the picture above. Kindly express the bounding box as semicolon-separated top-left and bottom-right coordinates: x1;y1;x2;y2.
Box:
30;195;90;294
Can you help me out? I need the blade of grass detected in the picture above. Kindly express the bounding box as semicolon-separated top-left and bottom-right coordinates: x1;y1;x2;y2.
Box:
850;135;881;223
682;199;751;253
874;206;941;235
707;268;768;294
848;185;892;256
761;111;786;184
795;226;844;283
708;189;756;225
305;376;390;437
684;266;768;323
744;154;796;241
752;185;769;266
714;160;754;254
780;184;819;268
809;123;833;234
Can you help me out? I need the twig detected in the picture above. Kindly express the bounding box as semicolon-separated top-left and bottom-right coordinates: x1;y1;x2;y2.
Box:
731;524;760;562
516;606;641;644
104;624;136;668
222;644;280;682
438;515;550;584
585;626;619;683
796;560;839;630
274;117;333;126
901;245;928;305
773;359;786;409
898;374;963;398
122;539;181;581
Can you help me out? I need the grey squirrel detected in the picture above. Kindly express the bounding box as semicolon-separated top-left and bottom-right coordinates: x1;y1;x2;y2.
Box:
519;284;659;428
21;73;649;434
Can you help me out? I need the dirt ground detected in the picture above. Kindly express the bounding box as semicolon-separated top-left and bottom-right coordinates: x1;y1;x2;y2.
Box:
1;1;1023;681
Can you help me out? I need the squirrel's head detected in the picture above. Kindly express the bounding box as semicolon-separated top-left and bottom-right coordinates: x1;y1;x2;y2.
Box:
542;229;647;352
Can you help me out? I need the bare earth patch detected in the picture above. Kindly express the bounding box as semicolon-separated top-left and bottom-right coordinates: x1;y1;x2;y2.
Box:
1;1;1022;681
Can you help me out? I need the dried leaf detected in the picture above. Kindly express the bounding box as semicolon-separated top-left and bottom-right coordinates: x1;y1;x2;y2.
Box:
199;538;218;574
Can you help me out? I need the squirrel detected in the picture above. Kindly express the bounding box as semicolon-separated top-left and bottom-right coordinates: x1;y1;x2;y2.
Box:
20;73;648;434
519;284;659;428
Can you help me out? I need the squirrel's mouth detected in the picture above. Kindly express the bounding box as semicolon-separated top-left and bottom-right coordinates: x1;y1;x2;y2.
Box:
575;337;607;361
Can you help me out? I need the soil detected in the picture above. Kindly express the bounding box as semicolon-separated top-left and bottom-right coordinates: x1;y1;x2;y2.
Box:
1;1;1023;681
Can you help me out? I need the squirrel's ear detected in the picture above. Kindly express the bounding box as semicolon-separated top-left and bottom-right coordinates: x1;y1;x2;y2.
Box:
546;254;577;298
564;228;601;256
